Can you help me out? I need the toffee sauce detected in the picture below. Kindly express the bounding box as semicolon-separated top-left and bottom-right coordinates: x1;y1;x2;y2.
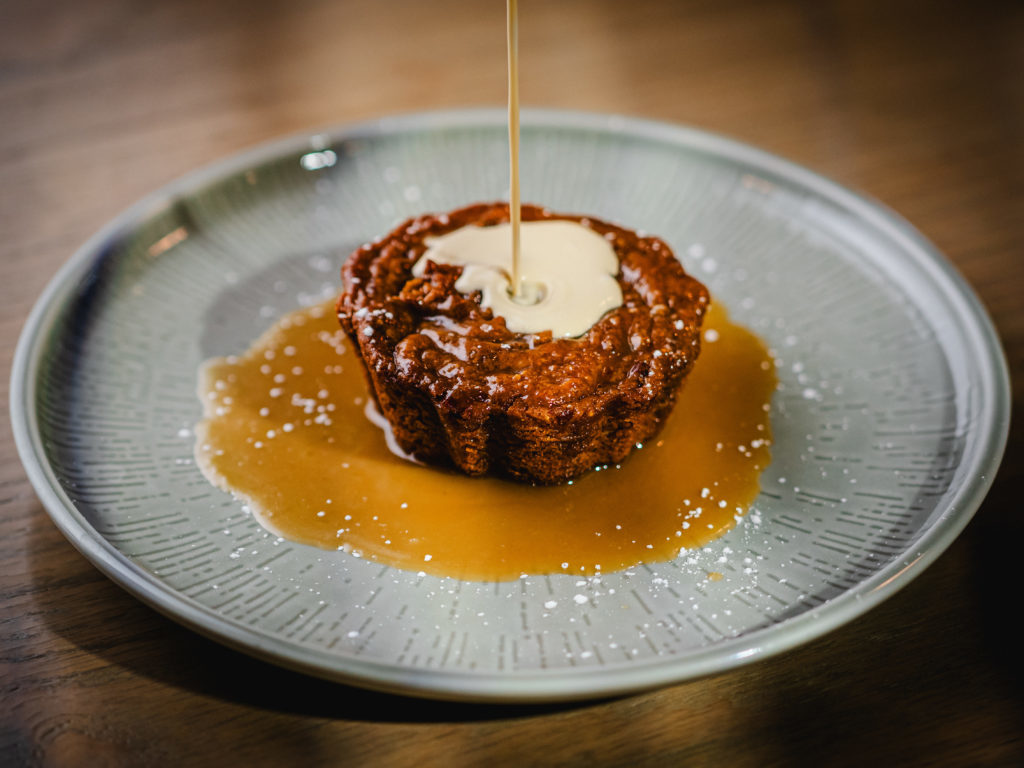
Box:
195;299;775;581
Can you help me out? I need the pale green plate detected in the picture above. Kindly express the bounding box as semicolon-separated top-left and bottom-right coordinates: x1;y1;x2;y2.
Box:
11;110;1010;701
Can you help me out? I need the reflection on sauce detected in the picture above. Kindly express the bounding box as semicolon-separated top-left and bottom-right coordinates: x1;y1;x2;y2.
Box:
195;299;775;581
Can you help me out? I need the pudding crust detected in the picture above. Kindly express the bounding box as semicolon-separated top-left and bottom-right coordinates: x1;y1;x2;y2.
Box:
337;202;709;484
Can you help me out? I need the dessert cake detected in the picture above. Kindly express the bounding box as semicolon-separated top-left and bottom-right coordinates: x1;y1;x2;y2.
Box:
337;202;709;485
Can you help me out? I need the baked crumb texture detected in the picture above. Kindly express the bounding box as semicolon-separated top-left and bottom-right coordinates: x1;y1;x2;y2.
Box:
338;203;709;485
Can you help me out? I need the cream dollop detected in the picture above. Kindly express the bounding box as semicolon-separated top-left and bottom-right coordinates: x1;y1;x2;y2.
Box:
412;221;623;338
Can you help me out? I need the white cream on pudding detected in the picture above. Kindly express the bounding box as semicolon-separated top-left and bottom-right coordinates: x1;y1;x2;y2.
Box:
413;220;623;338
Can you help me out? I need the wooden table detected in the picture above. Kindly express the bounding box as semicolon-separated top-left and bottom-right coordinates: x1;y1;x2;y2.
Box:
3;1;1022;764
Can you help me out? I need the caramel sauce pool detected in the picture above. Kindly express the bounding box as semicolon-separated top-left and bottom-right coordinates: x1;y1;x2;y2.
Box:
195;299;775;581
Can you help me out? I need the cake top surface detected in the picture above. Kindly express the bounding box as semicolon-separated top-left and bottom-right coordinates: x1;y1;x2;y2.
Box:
338;202;709;420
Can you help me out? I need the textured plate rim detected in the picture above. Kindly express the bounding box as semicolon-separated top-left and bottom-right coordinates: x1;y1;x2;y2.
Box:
10;108;1011;702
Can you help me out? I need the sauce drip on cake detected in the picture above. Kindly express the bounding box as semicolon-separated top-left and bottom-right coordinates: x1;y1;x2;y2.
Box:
414;220;623;338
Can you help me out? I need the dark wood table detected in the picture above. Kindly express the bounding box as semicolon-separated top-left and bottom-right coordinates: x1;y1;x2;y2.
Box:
3;1;1021;764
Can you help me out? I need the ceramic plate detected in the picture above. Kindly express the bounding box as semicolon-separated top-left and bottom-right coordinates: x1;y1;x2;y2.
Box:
11;110;1009;702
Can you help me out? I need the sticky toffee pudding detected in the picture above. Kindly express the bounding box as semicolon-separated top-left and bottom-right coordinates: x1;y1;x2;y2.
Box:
337;202;710;485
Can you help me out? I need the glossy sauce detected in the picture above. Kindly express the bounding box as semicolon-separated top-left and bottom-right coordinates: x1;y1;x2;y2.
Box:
195;299;775;581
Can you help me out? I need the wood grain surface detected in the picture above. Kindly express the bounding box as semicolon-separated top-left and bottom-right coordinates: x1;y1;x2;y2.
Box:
2;0;1022;765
